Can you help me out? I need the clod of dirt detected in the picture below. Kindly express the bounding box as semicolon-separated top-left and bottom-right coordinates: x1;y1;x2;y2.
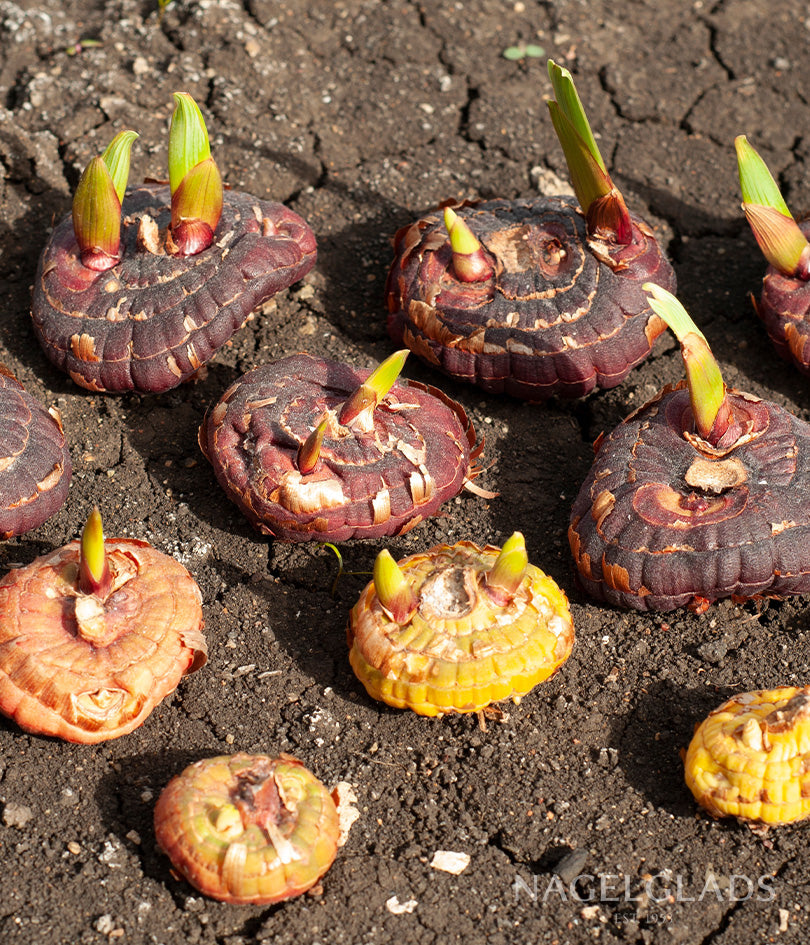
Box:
0;366;71;538
154;753;340;905
569;383;810;612
684;686;810;825
31;184;316;394
347;537;574;716
0;537;206;742
385;196;675;400
198;352;483;541
2;801;34;829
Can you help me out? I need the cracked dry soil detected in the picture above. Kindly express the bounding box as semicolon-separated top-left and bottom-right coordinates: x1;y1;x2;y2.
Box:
1;1;810;943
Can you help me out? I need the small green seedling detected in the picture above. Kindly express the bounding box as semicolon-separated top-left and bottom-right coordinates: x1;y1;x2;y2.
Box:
502;43;545;61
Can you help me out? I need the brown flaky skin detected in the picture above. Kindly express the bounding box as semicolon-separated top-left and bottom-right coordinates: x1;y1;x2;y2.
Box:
31;184;316;394
0;367;71;538
199;353;481;542
569;383;810;612
0;539;206;742
386;196;675;401
755;220;810;375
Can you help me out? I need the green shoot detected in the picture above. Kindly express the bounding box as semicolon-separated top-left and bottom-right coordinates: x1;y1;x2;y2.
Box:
735;135;810;279
643;284;731;443
547;60;631;242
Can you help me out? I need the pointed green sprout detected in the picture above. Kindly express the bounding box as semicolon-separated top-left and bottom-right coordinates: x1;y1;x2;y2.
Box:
548;60;605;174
373;549;418;623
484;532;529;604
72;158;121;270
72;130;138;271
168;93;211;192
79;507;112;597
735;135;791;214
338;350;409;427
444;207;493;282
102;130;138;203
643;284;733;443
547;60;632;243
297;415;329;475
735;135;810;280
168;92;223;255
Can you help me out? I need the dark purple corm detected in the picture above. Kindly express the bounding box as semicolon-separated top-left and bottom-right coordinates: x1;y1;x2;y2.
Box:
0;367;71;538
31;96;316;394
385;62;675;401
33;184;315;394
199;352;484;542
570;287;810;612
737;135;810;375
753;219;810;372
387;196;674;400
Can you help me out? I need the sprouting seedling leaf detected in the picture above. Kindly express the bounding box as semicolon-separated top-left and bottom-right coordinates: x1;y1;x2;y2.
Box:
72;157;123;271
338;350;409;426
484;531;528;604
502;43;545;61
297;415;329;475
735;135;791;215
643;283;728;442
320;542;344;596
503;46;526;61
444;207;493;282
168;92;212;195
79;507;112;597
101;130;138;204
735;135;810;279
547;59;605;172
319;542;373;597
743;204;810;279
170;156;223;254
66;38;103;56
168;92;223;255
373;549;418;623
547;60;631;242
72;131;137;270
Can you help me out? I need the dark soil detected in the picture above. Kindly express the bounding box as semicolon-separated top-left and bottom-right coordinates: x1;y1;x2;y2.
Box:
1;1;809;943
